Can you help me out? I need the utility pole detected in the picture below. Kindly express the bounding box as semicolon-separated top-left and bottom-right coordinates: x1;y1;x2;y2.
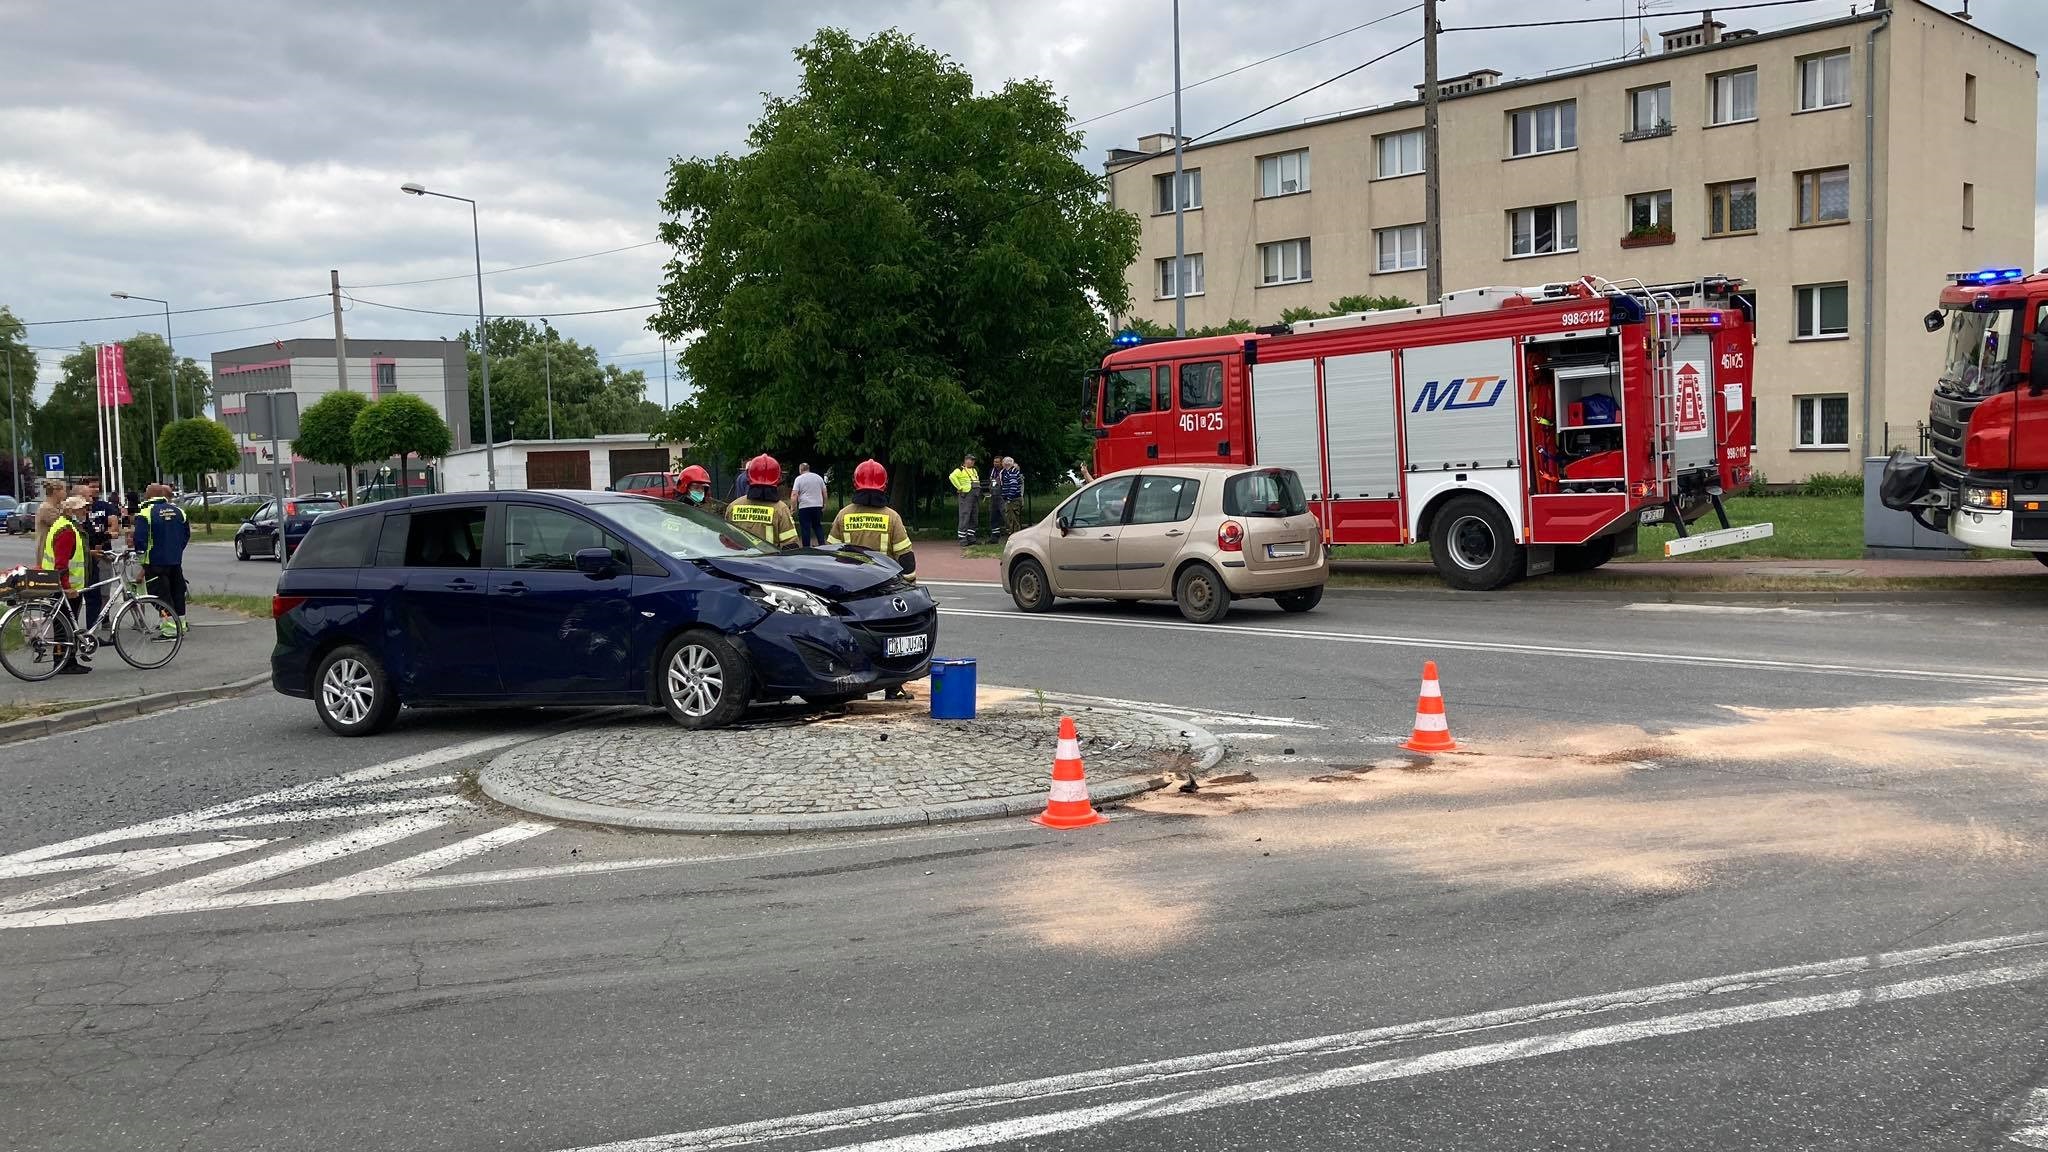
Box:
661;337;670;408
542;319;555;440
1172;0;1187;337
330;269;351;392
1422;0;1443;305
5;351;17;501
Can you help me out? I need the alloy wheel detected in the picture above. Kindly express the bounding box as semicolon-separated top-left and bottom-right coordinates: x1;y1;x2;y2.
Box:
322;657;375;726
667;643;725;719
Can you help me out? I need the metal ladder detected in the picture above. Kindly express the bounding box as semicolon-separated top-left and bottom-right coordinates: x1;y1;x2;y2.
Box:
1583;276;1685;502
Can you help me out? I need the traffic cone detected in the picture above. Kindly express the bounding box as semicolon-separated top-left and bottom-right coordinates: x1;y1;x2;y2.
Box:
1032;716;1108;829
1400;661;1460;753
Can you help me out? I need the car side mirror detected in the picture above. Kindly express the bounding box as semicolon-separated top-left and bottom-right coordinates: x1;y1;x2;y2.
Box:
1924;309;1946;333
1056;515;1072;536
574;548;619;578
603;485;614;491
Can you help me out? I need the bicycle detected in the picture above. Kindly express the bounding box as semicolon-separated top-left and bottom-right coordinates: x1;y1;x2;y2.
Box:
0;550;183;682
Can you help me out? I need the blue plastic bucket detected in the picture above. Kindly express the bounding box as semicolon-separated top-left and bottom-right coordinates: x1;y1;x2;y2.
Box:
928;658;977;720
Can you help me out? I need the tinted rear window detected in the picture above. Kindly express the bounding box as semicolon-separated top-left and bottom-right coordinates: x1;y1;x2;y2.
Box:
289;513;380;569
1223;470;1309;517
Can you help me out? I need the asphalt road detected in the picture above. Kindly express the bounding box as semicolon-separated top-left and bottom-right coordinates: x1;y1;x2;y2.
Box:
1;530;282;599
6;576;2048;1150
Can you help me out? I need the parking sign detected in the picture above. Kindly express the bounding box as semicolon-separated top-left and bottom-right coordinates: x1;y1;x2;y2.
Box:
43;453;63;478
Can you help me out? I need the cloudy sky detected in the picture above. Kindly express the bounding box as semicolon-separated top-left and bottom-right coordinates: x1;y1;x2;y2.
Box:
1;0;2038;404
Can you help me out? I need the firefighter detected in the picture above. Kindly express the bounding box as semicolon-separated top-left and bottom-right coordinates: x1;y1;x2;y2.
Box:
827;459;916;579
726;454;800;550
676;464;722;515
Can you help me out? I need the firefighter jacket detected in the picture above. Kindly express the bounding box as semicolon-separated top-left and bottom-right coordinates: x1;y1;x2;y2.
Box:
726;497;799;549
827;502;916;576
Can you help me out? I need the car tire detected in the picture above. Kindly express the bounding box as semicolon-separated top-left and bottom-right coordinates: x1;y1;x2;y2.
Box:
1429;495;1522;592
1555;537;1617;574
235;537;249;561
1274;585;1324;613
1174;563;1232;624
658;630;752;730
1009;557;1054;613
313;644;400;736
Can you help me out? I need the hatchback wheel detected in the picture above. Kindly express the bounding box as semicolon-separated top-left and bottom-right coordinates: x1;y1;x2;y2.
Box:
1174;564;1232;624
658;631;752;730
314;645;399;736
1009;557;1054;613
1275;585;1324;613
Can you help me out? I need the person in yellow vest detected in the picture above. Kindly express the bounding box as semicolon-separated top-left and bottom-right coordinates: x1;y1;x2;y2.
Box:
40;496;93;675
948;454;980;544
827;459;916;579
725;454;800;550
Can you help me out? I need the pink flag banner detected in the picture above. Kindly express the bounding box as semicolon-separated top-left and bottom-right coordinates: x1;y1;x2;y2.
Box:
95;343;133;406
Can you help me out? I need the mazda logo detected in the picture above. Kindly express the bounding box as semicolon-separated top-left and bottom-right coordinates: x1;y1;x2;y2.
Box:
889;596;909;614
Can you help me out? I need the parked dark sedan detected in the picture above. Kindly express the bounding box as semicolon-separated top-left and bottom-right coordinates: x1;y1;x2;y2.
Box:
236;497;342;562
1;497;29;537
270;490;936;734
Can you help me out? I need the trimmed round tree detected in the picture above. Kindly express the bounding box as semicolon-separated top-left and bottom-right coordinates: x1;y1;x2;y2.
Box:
352;393;453;497
156;417;242;533
293;390;372;504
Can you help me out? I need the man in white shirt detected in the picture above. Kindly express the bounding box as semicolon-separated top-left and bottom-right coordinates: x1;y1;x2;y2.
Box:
791;462;828;549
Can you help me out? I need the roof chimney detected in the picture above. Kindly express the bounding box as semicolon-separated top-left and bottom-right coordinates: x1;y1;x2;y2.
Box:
1136;132;1182;154
1660;11;1725;53
1412;68;1501;99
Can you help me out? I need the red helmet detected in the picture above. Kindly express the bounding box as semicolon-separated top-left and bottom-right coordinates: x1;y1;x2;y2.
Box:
745;454;782;487
853;459;888;492
677;464;710;486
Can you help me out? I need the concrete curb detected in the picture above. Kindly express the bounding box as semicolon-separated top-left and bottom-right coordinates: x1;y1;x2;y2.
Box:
479;708;1222;835
1321;584;2030;605
0;672;270;746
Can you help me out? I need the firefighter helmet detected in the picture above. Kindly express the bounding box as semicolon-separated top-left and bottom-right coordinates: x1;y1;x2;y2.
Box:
853;459;888;492
745;454;782;487
677;464;711;486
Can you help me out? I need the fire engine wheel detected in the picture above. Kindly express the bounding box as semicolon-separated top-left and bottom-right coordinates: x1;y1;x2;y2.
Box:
1430;496;1522;592
1555;537;1617;574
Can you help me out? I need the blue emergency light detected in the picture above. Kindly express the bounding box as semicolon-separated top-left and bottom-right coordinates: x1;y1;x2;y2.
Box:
1112;329;1145;346
1948;267;2026;284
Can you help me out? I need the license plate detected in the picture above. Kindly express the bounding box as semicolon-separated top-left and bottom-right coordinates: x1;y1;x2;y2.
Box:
1639;506;1667;525
885;633;928;658
1266;542;1308;559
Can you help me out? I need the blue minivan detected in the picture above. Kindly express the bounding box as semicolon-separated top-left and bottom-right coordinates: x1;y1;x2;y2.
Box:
270;490;937;735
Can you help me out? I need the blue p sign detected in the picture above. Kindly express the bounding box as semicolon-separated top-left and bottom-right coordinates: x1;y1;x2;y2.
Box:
43;453;63;476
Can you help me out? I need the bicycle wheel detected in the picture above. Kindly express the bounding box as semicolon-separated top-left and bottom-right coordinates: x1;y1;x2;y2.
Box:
113;597;182;670
0;601;76;683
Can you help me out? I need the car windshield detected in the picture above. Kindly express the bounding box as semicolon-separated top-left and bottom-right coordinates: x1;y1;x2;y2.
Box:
292;501;342;515
1940;306;2021;397
590;499;776;559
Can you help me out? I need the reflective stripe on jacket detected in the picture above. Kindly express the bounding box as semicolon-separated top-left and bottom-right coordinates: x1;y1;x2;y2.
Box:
726;498;800;549
948;467;978;494
133;497;190;566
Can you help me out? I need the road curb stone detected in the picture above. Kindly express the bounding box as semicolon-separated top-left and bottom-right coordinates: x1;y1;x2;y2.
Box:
0;672;270;746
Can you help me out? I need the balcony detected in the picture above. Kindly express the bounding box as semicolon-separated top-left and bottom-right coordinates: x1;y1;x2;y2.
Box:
1619;121;1675;143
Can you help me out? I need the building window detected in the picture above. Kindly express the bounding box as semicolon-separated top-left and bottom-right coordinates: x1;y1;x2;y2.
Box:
1796;167;1850;226
1965;73;1978;122
1375;224;1426;272
1156;253;1205;298
373;362;397;398
1257;149;1310;197
1627;190;1674;231
1153;169;1201;214
1376;129;1425;178
1709;68;1758;125
1258;238;1312;285
1509;101;1577;157
1963;182;1976;230
1627;84;1672;136
1708;179;1757;236
1795;283;1848;339
1509;203;1577;257
1798;51;1851;111
1795;394;1850;449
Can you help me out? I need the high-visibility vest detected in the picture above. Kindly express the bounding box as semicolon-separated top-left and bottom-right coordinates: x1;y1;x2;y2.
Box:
41;518;86;591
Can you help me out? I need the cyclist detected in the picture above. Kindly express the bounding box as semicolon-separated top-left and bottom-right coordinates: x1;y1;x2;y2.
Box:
40;495;92;675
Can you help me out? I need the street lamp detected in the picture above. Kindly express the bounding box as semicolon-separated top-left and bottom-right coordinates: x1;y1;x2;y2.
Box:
108;291;168;482
400;181;496;490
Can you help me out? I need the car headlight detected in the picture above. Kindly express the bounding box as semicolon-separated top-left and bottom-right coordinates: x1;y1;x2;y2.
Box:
749;583;832;616
1963;484;2009;510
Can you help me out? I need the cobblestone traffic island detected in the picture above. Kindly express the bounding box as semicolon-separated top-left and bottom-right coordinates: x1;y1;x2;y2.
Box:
478;697;1219;833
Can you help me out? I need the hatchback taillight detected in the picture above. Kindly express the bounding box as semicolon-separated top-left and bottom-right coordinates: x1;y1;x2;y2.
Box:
272;595;307;618
1218;520;1244;552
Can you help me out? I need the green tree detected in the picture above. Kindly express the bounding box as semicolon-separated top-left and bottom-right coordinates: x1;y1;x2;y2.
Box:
157;418;241;533
1279;295;1416;324
0;307;38;500
1123;317;1257;339
351;393;452;497
34;334;211;493
649;28;1139;505
458;319;659;443
293;391;372;503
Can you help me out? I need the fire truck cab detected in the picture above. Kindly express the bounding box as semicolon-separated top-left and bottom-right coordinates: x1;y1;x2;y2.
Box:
1880;267;2048;565
1090;276;1772;590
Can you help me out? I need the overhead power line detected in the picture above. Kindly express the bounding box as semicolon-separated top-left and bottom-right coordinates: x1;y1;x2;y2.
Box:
343;240;664;289
345;294;657;320
22;293;331;327
1188;35;1423;146
1075;4;1421;128
1443;0;1823;32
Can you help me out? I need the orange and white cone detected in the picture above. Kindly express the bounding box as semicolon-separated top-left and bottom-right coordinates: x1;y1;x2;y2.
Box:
1032;715;1108;829
1399;660;1460;753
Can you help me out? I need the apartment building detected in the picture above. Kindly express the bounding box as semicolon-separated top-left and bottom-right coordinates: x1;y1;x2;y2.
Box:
1105;0;2035;481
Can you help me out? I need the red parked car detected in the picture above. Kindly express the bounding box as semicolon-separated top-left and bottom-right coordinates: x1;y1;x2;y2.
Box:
609;471;682;500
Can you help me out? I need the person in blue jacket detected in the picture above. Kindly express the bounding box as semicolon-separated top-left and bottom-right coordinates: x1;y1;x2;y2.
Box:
131;483;191;637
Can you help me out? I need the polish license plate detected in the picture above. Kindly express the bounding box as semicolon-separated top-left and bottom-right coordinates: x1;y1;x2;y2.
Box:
1639;506;1667;525
1266;542;1308;559
885;633;928;658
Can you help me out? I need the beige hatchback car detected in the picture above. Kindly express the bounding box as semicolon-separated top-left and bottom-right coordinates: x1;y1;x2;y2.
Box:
1003;465;1328;623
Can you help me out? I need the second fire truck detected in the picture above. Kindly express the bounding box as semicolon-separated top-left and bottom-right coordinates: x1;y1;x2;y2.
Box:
1090;275;1773;590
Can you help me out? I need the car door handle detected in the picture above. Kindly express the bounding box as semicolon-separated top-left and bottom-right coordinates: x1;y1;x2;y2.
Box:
446;578;477;591
498;581;526;597
1164;530;1185;538
1098;533;1115;540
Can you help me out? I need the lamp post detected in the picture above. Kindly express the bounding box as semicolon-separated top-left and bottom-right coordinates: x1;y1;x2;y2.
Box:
108;292;168;482
4;349;19;501
400;182;496;490
541;318;555;440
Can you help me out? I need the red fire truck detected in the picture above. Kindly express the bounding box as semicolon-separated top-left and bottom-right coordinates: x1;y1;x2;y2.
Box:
1089;276;1773;590
1879;266;2048;566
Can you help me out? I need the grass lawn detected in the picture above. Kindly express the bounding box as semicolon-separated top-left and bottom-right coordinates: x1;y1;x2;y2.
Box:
0;699;98;725
191;593;274;619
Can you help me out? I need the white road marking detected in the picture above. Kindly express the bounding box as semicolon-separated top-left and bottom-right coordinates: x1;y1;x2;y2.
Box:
552;929;2048;1152
187;795;473;831
2013;1088;2048;1149
778;958;2048;1152
941;607;2043;687
1047;691;1322;730
921;580;1002;590
0;840;271;913
297;822;553;898
1622;603;1856;617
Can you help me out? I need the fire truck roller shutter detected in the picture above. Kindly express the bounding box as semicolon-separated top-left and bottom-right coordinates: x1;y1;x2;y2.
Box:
1399;339;1526;545
1251;359;1324;498
1322;351;1399;501
1671;333;1718;475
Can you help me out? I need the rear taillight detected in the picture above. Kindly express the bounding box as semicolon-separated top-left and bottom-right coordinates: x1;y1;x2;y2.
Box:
272;595;307;618
1217;520;1244;552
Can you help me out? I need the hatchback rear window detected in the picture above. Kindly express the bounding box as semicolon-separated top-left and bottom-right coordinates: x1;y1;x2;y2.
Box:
290;513;380;569
1223;470;1309;517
